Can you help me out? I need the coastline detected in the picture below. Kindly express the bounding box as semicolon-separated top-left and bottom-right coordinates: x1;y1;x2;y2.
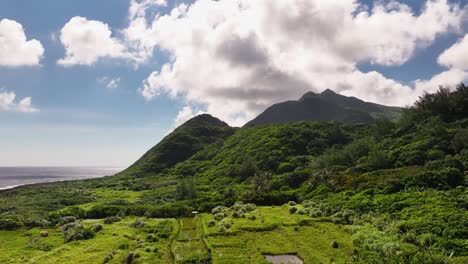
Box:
0;175;113;193
0;166;124;192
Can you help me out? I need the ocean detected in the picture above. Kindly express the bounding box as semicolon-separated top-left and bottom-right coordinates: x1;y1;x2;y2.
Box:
0;167;123;190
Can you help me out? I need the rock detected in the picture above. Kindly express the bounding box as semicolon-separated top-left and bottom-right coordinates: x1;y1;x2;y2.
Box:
40;230;49;237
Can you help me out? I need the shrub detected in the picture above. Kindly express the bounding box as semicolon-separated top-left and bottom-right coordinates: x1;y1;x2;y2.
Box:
309;210;323;218
248;215;256;220
331;240;339;248
298;209;307;215
92;224;103;233
104;216;122;224
208;220;216;227
289;206;298;214
59;216;76;225
244;203;256;212
211;206;227;215
87;205;123;219
63;222;95;242
232;211;240;218
0;219;21;230
288;201;297;206
145;247;151;253
130;219;146;228
126;251;135;264
218;225;226;233
24;218;49;229
214;213;225;221
146;233;158;242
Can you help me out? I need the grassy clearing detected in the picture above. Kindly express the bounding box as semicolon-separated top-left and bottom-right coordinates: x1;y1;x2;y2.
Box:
76;188;144;210
172;217;210;263
0;217;176;264
202;205;354;263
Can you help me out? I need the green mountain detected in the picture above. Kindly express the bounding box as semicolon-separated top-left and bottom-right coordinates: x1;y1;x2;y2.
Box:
122;114;235;177
0;84;467;264
244;89;402;127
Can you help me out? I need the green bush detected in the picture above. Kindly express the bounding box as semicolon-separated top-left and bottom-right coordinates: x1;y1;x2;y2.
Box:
0;218;22;230
63;222;95;242
104;216;122;224
289;206;297;214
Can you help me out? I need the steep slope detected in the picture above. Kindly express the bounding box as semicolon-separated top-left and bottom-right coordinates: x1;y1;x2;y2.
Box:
244;89;401;127
122;114;235;176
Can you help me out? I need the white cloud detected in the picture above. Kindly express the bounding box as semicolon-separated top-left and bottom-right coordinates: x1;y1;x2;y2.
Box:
136;0;466;125
0;19;44;66
98;77;121;89
0;90;39;113
57;17;130;66
438;34;468;70
414;69;468;94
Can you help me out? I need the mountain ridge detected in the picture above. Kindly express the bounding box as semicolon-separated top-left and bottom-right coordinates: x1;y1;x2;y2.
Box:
244;89;402;127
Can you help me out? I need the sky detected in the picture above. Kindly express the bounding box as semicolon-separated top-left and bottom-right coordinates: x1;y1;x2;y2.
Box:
0;0;467;167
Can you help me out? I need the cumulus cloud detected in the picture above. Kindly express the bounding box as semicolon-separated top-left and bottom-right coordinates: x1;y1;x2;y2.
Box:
0;19;44;66
0;90;39;113
438;34;468;70
98;76;121;89
134;0;465;125
57;17;130;66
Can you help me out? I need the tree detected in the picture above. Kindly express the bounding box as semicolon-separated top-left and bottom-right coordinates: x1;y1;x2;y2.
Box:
239;157;258;181
175;179;197;200
253;172;272;193
372;116;395;140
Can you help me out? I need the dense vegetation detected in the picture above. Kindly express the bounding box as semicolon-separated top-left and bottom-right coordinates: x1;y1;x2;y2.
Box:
0;84;467;263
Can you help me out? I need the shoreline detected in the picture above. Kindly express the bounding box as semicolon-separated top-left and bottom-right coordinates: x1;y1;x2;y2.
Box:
0;167;124;192
0;175;115;192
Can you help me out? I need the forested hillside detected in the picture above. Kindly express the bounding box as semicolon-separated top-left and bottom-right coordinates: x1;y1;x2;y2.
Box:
0;84;467;263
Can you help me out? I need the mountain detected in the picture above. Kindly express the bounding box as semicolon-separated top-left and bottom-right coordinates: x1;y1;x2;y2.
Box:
122;114;235;176
244;89;402;127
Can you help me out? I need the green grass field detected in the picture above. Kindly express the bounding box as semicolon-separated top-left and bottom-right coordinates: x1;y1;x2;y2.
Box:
0;217;176;264
0;205;354;264
202;205;354;264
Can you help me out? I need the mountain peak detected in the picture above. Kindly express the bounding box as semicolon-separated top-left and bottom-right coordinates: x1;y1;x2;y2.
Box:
179;114;229;129
244;89;402;127
321;88;337;96
299;91;318;101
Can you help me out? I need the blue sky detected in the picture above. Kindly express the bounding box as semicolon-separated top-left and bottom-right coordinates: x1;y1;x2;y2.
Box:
1;0;467;166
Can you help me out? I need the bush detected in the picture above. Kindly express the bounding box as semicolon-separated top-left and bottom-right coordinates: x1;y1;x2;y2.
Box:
87;205;123;219
104;216;122;224
24;218;49;229
208;220;216;227
331;240;339;248
248;215;256;220
211;206;227;214
59;216;77;225
214;213;225;221
0;219;21;230
232;211;240;218
130;219;146;228
146;233;158;242
126;251;135;264
244;203;256;212
289;206;298;214
288;201;296;206
92;224;103;233
63;222;95;242
309;210;323;218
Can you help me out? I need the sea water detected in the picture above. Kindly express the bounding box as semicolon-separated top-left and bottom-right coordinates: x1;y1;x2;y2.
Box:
0;167;123;190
